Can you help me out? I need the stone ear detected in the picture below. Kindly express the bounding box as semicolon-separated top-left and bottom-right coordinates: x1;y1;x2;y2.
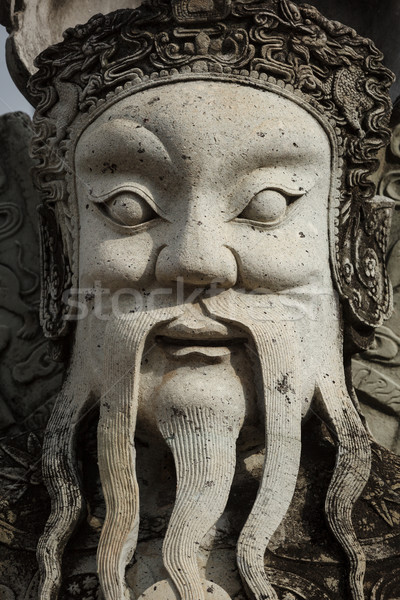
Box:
38;202;72;339
339;195;394;329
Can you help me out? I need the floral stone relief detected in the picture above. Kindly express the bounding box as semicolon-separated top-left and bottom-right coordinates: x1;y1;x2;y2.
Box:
0;1;399;599
353;99;400;454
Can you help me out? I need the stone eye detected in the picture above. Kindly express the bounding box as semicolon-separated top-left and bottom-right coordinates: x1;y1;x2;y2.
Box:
239;189;289;224
103;191;157;227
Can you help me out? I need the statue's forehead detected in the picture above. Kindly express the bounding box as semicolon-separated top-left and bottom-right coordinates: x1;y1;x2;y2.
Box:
75;81;331;197
77;80;330;158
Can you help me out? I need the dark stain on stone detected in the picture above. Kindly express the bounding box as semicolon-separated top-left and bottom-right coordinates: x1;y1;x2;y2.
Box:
172;407;187;418
276;373;294;395
101;161;117;174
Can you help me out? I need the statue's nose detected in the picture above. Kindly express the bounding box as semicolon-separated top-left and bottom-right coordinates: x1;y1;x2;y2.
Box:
155;220;237;287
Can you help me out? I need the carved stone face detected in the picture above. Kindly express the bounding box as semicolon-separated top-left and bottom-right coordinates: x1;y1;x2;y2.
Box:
38;80;372;600
73;80;334;405
75;81;332;299
73;79;334;430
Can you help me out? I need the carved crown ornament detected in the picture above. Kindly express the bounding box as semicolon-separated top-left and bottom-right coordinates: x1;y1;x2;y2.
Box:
27;0;394;344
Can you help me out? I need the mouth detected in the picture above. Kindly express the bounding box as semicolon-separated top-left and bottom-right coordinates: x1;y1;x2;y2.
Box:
155;309;247;357
156;335;247;358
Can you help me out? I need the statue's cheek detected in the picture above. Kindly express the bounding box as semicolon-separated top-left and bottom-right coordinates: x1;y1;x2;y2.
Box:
230;225;330;291
79;233;160;291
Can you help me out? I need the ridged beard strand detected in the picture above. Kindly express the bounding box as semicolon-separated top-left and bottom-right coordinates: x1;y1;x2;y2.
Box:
157;405;243;600
97;306;183;600
315;373;371;600
38;369;92;600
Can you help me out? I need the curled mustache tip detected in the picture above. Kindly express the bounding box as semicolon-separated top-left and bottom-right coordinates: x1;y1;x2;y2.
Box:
317;373;371;600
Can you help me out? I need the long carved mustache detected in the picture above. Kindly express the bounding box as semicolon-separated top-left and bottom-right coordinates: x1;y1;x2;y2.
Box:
98;302;244;600
97;291;304;600
97;305;184;599
38;290;371;600
36;305;184;600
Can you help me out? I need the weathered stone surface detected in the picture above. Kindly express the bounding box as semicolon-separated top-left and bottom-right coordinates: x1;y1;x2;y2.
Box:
1;1;400;599
1;0;141;103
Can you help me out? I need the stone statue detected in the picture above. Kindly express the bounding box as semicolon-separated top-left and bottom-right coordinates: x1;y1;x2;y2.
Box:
1;0;400;599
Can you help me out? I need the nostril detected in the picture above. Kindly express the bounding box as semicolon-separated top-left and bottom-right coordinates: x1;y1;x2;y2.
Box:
224;245;243;287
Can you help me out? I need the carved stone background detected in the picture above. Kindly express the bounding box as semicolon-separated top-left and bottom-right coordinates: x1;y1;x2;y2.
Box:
0;113;63;599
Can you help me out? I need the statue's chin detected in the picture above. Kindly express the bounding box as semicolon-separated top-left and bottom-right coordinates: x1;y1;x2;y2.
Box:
137;336;258;432
136;349;249;600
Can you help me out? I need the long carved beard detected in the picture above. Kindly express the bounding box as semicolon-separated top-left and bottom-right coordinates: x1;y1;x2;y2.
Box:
38;290;371;600
205;291;371;600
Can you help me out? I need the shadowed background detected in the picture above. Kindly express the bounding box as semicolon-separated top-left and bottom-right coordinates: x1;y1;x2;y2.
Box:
0;26;32;116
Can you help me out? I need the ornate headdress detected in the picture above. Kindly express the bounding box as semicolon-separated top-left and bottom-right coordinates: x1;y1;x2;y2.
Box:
28;0;394;345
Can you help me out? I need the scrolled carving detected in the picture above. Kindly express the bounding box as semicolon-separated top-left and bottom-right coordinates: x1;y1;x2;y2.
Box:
264;568;333;600
0;112;64;440
152;24;254;69
0;203;23;241
371;570;400;600
350;97;400;453
351;197;393;326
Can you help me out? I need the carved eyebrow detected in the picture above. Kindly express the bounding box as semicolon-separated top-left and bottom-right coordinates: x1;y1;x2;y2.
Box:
78;117;172;166
236;167;316;195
